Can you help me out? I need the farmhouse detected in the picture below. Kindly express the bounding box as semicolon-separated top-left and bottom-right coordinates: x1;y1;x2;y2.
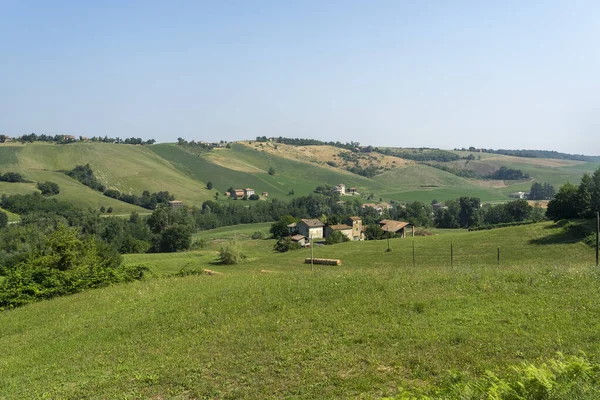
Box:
168;200;184;209
287;222;298;235
345;216;363;241
262;192;268;197
325;224;353;240
362;203;391;216
244;188;255;197
287;234;307;247
348;187;359;196
297;219;324;239
379;219;414;238
509;192;527;199
229;189;245;199
333;184;346;195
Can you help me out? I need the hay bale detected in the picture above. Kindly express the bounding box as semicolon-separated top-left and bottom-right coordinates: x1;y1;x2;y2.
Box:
304;258;342;266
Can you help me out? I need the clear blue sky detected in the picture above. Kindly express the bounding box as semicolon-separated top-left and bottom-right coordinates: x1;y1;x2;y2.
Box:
1;1;599;154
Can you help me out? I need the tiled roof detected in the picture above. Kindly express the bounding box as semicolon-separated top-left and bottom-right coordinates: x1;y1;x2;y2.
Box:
300;219;324;227
328;224;352;231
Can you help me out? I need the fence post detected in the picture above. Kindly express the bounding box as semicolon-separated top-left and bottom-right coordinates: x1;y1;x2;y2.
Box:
412;241;415;267
497;247;500;267
451;242;454;268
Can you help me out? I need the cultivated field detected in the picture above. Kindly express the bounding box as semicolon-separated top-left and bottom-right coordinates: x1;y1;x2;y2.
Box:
1;222;597;398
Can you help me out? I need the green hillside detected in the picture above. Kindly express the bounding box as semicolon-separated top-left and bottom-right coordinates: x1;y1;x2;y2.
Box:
0;142;214;213
150;143;384;199
1;142;597;216
1;223;598;398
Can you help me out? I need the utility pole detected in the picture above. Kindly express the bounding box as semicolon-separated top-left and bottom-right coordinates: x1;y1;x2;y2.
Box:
310;232;314;272
451;242;453;268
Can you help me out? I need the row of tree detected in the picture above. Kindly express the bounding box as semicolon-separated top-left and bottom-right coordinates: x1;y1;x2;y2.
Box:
0;172;26;183
547;168;600;220
3;133;155;145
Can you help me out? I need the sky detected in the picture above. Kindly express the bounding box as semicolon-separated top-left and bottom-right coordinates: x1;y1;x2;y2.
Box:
1;1;599;154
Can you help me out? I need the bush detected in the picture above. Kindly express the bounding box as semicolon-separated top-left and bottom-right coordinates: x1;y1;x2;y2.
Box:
218;241;247;264
0;224;147;310
36;181;60;196
325;231;350;245
274;237;301;252
248;194;259;200
268;167;275;175
251;230;266;240
0;211;7;228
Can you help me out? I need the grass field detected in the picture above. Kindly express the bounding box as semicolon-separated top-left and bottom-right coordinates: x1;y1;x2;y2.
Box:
0;206;20;222
1;222;598;399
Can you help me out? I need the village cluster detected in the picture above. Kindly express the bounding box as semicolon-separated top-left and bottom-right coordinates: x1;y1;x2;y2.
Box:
285;216;414;248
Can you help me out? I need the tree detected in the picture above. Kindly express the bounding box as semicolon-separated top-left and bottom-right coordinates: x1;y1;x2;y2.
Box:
365;224;385;240
0;211;7;229
100;206;106;213
249;194;259;200
156;224;192;253
270;215;296;239
546;182;579;221
268;167;275;175
206;181;213;190
107;207;113;213
36;181;60;196
503;199;532;222
458;197;481;228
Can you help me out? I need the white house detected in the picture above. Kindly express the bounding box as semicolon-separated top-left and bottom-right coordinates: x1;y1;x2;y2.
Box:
297;219;324;239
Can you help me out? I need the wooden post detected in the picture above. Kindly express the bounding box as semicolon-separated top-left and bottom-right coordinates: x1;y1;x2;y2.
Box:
310;233;314;272
387;233;391;252
596;212;599;267
497;247;500;267
412;241;415;267
451;242;453;268
412;225;414;237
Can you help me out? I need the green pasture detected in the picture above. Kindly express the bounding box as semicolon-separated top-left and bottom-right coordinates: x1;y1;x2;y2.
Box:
1;222;599;398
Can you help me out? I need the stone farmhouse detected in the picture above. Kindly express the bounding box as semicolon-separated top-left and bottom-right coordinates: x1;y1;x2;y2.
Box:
379;219;414;238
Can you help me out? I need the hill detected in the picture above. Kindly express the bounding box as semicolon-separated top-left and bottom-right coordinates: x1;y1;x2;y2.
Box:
0;142;215;213
1;141;598;218
0;222;598;398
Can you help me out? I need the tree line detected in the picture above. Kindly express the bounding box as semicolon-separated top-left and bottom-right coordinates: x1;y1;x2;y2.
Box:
2;133;155;145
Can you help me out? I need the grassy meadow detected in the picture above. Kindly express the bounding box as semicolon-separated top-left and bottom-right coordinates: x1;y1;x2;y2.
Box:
1;222;598;398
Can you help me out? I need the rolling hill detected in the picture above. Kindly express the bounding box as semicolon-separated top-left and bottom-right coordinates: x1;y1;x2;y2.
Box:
0;141;598;217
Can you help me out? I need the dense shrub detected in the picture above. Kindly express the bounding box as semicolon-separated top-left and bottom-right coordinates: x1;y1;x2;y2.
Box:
0;225;147;310
325;231;350;245
66;164;105;191
251;230;266;240
0;172;26;183
274;237;301;252
36;181;60;196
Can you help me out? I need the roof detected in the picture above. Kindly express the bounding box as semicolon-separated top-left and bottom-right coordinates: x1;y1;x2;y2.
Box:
290;234;305;242
168;200;183;204
362;203;380;209
347;216;361;221
379;219;396;224
300;219;324;227
287;222;297;228
244;188;254;191
380;220;411;233
328;224;352;231
349;187;357;190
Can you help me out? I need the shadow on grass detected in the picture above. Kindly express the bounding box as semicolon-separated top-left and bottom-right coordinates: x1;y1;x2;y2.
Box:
531;220;592;245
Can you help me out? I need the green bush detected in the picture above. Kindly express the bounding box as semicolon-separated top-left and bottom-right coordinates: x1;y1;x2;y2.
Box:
36;181;60;196
218;241;247;264
274;237;301;252
251;230;266;240
0;211;7;229
325;231;350;245
0;224;147;310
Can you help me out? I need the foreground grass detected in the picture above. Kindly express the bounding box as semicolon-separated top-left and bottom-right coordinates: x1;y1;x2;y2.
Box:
1;222;599;398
